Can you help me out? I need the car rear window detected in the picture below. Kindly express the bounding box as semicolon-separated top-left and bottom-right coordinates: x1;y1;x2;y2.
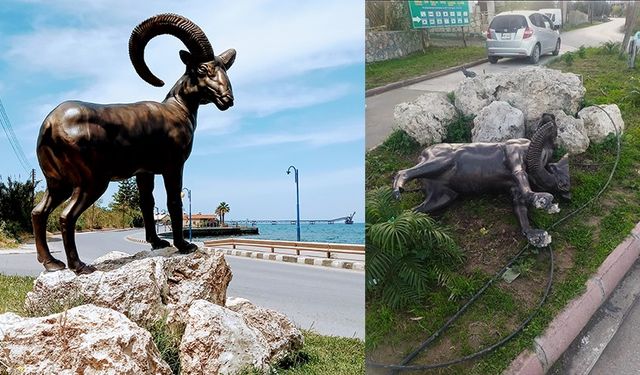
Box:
489;15;528;33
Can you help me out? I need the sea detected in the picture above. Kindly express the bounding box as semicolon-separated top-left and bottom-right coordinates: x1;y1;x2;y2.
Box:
201;223;364;244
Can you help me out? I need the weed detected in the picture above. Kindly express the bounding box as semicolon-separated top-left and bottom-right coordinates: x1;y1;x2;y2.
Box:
444;114;475;143
563;52;575;66
578;45;586;58
146;319;184;374
447;91;456;104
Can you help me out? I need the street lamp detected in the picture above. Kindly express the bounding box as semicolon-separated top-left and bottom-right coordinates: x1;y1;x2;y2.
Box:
286;165;301;241
181;188;192;242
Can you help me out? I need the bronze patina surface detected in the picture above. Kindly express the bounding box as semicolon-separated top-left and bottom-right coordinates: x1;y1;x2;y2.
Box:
393;113;571;247
32;14;235;274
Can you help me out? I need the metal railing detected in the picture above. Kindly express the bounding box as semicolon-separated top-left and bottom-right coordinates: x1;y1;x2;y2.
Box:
203;238;365;259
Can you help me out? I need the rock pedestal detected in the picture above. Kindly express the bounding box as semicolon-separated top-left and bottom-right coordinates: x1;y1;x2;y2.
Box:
1;248;304;374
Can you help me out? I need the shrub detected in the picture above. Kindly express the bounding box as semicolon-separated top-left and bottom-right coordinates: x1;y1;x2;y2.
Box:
563;52;575;66
366;187;462;309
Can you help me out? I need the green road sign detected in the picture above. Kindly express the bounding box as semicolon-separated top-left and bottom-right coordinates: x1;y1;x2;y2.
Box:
408;1;471;29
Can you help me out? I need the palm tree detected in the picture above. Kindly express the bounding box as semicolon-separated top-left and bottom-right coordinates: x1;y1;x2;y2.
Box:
366;187;462;309
216;202;230;226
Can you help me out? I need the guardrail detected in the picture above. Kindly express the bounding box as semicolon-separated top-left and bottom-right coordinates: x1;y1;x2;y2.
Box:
203;238;365;259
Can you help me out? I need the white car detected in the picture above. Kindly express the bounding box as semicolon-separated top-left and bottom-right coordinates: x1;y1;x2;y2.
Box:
486;11;561;64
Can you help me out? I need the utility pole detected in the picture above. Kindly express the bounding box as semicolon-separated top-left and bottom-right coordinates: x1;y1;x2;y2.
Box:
31;168;35;204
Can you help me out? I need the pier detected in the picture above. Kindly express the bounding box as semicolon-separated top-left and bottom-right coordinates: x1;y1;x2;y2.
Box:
228;212;356;226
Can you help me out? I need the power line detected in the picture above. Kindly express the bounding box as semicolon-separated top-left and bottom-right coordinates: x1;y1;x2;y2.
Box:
0;98;32;170
0;98;32;173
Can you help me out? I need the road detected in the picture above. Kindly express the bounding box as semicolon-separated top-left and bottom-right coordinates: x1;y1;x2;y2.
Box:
0;229;364;339
366;18;625;150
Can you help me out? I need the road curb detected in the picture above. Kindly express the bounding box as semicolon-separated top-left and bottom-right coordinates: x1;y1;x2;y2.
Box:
202;246;364;272
504;222;640;374
365;58;488;97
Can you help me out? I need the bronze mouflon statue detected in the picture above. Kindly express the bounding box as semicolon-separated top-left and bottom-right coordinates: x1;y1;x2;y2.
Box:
393;113;570;248
32;14;235;274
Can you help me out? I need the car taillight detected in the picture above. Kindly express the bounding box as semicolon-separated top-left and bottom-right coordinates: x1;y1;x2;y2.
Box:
486;28;492;40
523;27;533;39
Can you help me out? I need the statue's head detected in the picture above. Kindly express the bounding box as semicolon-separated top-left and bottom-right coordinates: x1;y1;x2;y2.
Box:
128;14;235;111
526;114;571;199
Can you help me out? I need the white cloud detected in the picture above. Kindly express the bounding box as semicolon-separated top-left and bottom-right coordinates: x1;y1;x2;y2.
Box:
4;1;363;135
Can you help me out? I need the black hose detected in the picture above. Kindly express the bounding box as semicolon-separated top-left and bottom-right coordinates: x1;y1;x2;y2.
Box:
367;105;622;372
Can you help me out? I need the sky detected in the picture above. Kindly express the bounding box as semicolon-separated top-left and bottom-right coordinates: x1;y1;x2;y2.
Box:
0;1;364;222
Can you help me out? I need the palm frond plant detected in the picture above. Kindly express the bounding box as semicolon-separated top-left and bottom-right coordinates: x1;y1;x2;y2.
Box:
366;187;463;309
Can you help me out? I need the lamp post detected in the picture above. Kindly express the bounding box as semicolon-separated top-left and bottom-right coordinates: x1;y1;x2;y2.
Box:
286;165;301;241
181;188;192;242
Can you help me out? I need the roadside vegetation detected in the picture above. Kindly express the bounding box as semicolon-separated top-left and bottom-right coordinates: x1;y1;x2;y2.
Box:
366;46;486;90
365;46;640;373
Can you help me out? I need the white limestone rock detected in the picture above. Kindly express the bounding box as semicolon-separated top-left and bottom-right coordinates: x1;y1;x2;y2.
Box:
0;304;172;375
394;92;457;145
551;110;590;154
471;101;525;142
578;104;624;143
227;297;304;362
454;67;585;126
24;247;232;326
180;299;270;375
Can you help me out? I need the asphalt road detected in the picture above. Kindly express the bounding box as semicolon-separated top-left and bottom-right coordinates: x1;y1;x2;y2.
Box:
366;18;626;150
0;229;364;339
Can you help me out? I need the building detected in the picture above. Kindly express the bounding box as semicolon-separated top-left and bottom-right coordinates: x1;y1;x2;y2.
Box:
182;213;219;228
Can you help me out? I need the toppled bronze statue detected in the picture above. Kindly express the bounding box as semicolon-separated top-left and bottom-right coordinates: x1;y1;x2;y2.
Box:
393;113;570;247
32;14;235;274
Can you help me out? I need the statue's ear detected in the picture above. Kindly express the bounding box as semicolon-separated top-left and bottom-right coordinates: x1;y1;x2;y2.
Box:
219;48;236;70
179;50;194;66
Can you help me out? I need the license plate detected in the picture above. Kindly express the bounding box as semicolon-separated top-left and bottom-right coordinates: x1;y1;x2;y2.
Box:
501;33;511;40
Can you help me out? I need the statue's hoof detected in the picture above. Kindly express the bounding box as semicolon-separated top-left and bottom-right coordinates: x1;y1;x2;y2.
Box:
177;242;198;254
526;230;552;248
43;258;66;272
151;239;171;249
393;189;402;200
71;263;97;275
532;193;554;210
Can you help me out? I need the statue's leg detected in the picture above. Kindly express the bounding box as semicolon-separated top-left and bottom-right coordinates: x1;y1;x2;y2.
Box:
136;173;171;249
162;169;197;253
393;155;453;199
414;181;459;213
32;184;71;271
59;183;108;275
510;187;551;248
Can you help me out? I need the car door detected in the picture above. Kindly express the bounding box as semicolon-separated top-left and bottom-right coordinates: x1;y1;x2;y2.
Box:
541;14;556;52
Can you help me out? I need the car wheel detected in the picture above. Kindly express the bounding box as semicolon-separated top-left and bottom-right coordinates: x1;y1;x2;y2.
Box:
552;39;560;56
488;56;499;64
529;44;540;64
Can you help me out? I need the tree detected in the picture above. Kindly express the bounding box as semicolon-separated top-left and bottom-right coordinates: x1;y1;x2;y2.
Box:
0;177;36;238
216;202;230;226
111;178;141;228
622;1;639;59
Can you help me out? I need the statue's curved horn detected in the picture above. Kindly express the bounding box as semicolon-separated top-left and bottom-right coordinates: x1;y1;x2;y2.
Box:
526;121;557;183
129;13;214;87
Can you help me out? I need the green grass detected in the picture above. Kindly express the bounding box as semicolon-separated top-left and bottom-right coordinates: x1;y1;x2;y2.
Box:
366;47;640;373
0;274;33;314
366;46;486;90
